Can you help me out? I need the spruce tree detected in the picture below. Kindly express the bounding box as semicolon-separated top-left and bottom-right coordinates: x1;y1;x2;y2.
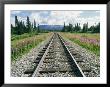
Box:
34;19;36;29
37;24;40;33
15;16;18;27
26;16;31;33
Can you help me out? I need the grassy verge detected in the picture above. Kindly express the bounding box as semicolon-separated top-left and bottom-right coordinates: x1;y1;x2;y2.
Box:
11;33;52;61
69;38;100;56
11;32;39;41
60;32;100;56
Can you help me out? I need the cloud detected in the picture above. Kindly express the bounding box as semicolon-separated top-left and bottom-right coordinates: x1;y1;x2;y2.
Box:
11;16;27;26
48;11;83;25
29;12;48;25
11;10;100;27
27;11;83;25
75;16;100;28
11;11;21;14
10;17;15;26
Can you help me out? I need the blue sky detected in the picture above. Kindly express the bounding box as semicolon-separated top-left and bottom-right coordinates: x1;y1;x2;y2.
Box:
11;10;100;28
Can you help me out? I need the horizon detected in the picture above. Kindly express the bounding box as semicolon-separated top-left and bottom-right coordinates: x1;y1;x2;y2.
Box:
11;10;100;28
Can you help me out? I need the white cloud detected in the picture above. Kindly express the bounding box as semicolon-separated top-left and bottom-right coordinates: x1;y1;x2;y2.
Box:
46;11;100;27
10;17;15;26
11;16;27;26
17;16;27;24
28;11;83;25
75;16;100;28
39;11;49;15
29;12;48;25
48;11;83;25
11;11;100;27
11;11;21;14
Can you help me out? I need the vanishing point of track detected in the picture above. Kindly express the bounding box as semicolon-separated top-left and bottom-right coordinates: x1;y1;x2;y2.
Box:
24;33;85;77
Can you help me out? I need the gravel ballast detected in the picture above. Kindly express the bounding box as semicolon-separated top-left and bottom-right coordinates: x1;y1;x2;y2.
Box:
11;33;100;77
11;35;53;77
63;38;100;77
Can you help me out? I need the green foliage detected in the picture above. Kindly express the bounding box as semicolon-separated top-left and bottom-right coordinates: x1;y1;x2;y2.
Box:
69;38;100;56
11;33;50;61
26;16;31;33
62;22;73;32
62;22;100;33
91;23;100;33
62;22;65;32
11;16;44;36
11;42;40;61
34;19;36;29
74;23;81;32
11;33;37;41
37;24;40;33
82;22;88;33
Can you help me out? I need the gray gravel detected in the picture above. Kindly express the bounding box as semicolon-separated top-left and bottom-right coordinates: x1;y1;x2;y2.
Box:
63;38;100;77
35;33;78;77
11;35;53;77
11;33;100;77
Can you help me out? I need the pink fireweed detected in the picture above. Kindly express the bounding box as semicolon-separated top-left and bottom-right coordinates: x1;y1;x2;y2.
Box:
11;33;52;60
66;34;100;46
80;37;100;46
59;32;100;56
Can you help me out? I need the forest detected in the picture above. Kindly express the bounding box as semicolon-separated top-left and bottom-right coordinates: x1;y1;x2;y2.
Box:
11;16;100;35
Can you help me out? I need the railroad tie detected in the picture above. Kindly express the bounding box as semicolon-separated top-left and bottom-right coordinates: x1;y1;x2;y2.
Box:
24;69;34;74
33;60;40;63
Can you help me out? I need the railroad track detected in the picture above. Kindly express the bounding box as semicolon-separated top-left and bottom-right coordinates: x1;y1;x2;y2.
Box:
24;33;85;77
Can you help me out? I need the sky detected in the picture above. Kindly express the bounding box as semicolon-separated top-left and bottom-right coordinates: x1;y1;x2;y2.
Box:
11;10;100;28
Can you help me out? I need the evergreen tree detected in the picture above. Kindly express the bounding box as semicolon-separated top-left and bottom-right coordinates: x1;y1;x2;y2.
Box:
30;20;33;33
34;19;36;29
14;16;19;34
68;23;73;32
82;22;88;33
19;21;23;34
62;22;65;32
11;24;14;34
26;16;31;33
95;22;100;33
73;23;81;32
17;20;22;35
15;16;18;27
91;22;100;33
22;21;26;33
37;24;40;33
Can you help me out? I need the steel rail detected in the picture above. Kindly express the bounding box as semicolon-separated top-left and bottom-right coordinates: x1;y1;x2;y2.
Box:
32;33;85;77
58;33;85;77
32;34;55;77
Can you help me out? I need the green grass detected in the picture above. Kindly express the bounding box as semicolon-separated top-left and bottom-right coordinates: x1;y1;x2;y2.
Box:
70;32;100;40
69;38;100;56
11;33;52;61
60;32;100;56
11;40;41;61
11;32;39;41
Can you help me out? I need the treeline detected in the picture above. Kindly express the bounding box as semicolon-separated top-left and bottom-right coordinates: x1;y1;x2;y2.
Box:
62;22;100;33
11;16;100;34
11;16;41;35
